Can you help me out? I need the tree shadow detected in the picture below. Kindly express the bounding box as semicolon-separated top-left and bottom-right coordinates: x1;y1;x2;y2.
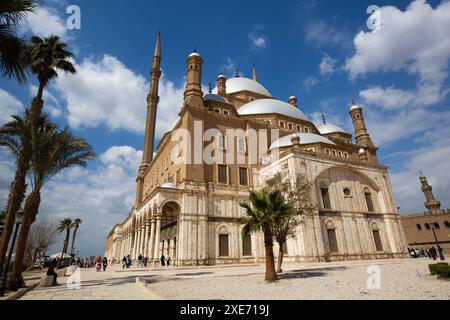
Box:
278;266;347;280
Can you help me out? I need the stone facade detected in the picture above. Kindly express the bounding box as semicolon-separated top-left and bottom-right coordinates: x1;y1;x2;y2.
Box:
105;34;408;265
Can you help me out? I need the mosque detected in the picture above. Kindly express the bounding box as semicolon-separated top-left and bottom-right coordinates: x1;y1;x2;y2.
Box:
105;34;408;266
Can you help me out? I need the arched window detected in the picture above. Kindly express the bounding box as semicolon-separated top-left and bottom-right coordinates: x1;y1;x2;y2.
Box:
416;224;422;231
364;187;375;213
242;234;252;256
321;187;332;210
425;223;431;230
444;221;450;229
372;223;383;252
325;220;339;253
433;222;440;230
219;227;229;257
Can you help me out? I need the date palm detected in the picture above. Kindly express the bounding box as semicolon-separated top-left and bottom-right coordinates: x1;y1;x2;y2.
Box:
7;116;95;290
0;0;36;83
0;35;75;281
70;218;82;256
57;218;73;268
240;189;290;282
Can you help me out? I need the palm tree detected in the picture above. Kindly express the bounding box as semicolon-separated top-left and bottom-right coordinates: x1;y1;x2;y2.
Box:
0;0;36;83
0;36;75;281
70;218;82;256
6;116;95;290
240;189;290;282
58;218;73;266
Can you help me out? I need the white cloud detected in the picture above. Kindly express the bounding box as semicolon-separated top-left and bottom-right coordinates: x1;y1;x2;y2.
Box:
54;55;184;140
19;6;68;39
319;54;338;76
302;76;319;91
359;86;416;110
29;85;63;118
0;89;24;125
304;19;351;48
346;0;450;107
36;146;143;256
249;33;267;49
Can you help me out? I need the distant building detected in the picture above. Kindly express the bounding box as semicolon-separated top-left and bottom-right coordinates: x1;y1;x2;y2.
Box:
105;34;408;265
400;174;450;254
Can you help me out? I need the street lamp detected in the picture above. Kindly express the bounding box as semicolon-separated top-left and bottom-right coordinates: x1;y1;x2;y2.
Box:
430;223;445;261
0;211;24;296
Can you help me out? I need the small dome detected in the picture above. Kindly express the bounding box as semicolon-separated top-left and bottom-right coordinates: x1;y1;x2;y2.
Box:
238;99;309;121
188;52;201;58
270;133;336;150
289;96;297;100
350;103;362;111
160;182;177;189
318;124;349;135
358;148;366;155
213;77;272;97
204;93;229;104
217;74;226;79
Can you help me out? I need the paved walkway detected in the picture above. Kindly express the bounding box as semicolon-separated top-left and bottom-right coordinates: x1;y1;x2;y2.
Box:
19;258;450;300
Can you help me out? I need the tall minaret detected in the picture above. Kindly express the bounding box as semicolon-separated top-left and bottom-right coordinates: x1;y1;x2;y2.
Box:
183;48;204;108
349;101;375;149
252;63;257;81
136;32;161;205
419;172;441;214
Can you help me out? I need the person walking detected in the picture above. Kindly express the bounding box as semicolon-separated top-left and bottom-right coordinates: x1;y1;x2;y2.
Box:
160;254;166;267
102;256;108;272
126;255;132;269
95;256;102;272
47;260;58;286
122;256;127;269
144;256;148;268
166;256;171;267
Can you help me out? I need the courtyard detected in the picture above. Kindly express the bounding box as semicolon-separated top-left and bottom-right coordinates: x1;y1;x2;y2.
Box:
18;258;450;300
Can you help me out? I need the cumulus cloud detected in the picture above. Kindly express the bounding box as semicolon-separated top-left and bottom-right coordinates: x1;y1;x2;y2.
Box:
54;55;184;140
19;5;68;39
249;24;268;50
0;89;24;125
302;76;319;91
36;146;143;256
346;0;450;107
319;54;338;76
359;86;416;110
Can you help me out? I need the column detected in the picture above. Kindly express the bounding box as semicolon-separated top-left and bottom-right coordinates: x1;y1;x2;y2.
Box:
144;222;150;258
136;226;142;257
153;216;162;263
140;225;146;256
149;218;156;261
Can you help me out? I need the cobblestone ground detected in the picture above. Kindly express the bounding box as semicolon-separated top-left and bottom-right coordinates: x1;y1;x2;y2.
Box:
20;258;450;300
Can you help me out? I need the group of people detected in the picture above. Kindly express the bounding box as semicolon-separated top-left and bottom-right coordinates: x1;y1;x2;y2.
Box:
121;254;172;269
408;247;443;260
71;256;109;271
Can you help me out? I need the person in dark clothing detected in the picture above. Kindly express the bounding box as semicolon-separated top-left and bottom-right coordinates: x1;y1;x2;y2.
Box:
102;257;108;271
47;260;58;285
122;256;127;269
160;254;165;266
166;257;171;266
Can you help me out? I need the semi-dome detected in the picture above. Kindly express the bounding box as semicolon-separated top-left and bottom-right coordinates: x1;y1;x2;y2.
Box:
237;99;309;121
270;133;335;150
213;77;272;97
318;123;349;135
203;93;229;104
349;103;362;111
160;182;178;189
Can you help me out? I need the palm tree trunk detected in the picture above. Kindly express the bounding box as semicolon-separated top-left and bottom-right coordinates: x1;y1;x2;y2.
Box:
277;242;284;274
262;224;277;282
0;150;30;281
7;190;40;291
70;227;78;256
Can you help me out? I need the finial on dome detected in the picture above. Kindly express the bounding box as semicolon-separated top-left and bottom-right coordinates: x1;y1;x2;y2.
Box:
208;82;212;94
235;68;240;78
419;169;424;177
322;113;327;125
252;63;257;81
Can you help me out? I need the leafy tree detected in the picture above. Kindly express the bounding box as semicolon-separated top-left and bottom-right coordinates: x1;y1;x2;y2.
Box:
0;36;75;282
0;0;35;83
6;116;94;290
265;172;313;273
70;218;82;256
240;189;290;282
58;218;74;266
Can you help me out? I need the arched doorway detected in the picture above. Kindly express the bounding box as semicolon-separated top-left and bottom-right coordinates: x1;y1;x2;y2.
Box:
160;201;180;265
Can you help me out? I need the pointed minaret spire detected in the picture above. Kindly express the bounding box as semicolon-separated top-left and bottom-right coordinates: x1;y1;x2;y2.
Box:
208;82;213;94
322;113;327;125
136;32;162;205
419;172;442;215
252;63;257;81
235;67;240;78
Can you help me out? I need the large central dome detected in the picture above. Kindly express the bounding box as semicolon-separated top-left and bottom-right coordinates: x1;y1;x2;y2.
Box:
237;99;309;121
213;77;272;97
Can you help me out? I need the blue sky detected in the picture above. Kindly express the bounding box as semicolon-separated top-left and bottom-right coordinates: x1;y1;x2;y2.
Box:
1;0;449;257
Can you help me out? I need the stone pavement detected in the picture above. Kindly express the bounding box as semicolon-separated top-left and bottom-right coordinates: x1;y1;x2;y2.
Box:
19;258;450;300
